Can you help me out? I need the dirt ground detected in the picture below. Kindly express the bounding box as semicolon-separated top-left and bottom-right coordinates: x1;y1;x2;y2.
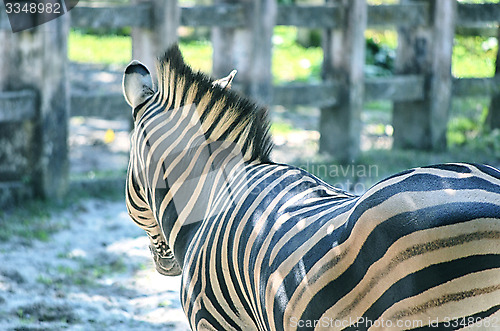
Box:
0;198;190;330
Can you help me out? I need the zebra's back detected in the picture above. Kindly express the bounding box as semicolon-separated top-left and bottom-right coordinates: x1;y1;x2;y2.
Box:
181;163;500;330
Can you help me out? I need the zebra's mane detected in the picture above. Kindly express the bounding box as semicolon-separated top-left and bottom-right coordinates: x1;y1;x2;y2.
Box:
155;44;273;163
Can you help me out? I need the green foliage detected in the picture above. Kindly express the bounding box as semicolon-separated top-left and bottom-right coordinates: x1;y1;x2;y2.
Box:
465;129;500;158
68;25;498;81
365;37;395;76
448;116;479;146
447;98;500;158
453;35;498;78
272;26;322;83
448;114;500;159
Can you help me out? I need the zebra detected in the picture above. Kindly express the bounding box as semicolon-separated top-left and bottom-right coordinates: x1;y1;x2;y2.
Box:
122;44;500;330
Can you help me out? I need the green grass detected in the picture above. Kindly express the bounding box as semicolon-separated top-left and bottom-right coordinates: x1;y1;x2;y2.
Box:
0;199;68;242
69;30;132;65
69;26;498;80
68;27;324;83
0;179;125;242
179;40;213;73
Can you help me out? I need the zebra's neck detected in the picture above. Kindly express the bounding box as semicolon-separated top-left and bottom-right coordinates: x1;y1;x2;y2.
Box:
135;119;258;265
132;45;276;264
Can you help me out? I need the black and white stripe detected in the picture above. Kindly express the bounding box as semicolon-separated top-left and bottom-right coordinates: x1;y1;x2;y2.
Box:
123;45;500;330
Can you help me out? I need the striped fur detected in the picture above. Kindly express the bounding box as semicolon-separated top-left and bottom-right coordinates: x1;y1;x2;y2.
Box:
124;45;500;330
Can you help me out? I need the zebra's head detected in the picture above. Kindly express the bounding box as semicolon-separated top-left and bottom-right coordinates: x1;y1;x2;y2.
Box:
122;44;273;162
123;56;237;120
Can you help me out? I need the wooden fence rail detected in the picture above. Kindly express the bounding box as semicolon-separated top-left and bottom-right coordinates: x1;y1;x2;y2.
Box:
69;2;500;29
0;0;499;206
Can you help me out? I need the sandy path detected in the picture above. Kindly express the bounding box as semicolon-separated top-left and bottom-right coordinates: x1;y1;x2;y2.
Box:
0;199;190;330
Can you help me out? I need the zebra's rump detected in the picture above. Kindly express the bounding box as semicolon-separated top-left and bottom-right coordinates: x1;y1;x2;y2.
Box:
181;163;500;330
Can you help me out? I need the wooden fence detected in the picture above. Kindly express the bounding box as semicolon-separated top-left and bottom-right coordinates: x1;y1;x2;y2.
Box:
0;0;499;205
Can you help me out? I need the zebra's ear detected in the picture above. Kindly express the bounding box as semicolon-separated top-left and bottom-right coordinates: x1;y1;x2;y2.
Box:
212;70;237;90
123;60;154;108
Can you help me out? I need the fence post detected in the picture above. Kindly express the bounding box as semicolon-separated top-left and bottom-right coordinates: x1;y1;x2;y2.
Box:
487;26;500;130
212;0;276;104
393;0;456;150
212;0;235;79
0;16;70;200
131;0;179;76
320;0;367;163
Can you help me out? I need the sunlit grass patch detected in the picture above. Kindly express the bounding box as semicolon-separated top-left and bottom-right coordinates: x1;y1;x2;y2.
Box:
179;41;213;73
69;30;132;65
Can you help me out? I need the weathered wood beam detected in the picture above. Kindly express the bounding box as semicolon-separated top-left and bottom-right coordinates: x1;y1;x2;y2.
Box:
189;3;431;29
320;0;367;162
212;0;276;104
271;75;425;107
70;4;152;29
71;92;129;119
368;3;430;28
68;75;428;115
1;15;70;198
453;77;500;97
272;82;337;107
68;3;437;30
455;26;498;37
365;75;425;102
393;0;456;151
131;0;179;80
457;3;500;27
68;3;500;30
181;5;247;27
0;90;37;122
276;5;340;28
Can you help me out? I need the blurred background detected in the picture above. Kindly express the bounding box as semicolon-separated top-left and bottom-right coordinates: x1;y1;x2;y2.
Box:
0;0;499;329
67;0;500;192
0;0;499;204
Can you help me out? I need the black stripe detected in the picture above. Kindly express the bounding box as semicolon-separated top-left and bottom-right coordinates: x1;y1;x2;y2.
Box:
126;183;148;213
360;254;500;329
421;163;473;173
411;304;500;330
473;163;500;180
298;202;500;327
214;213;258;326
